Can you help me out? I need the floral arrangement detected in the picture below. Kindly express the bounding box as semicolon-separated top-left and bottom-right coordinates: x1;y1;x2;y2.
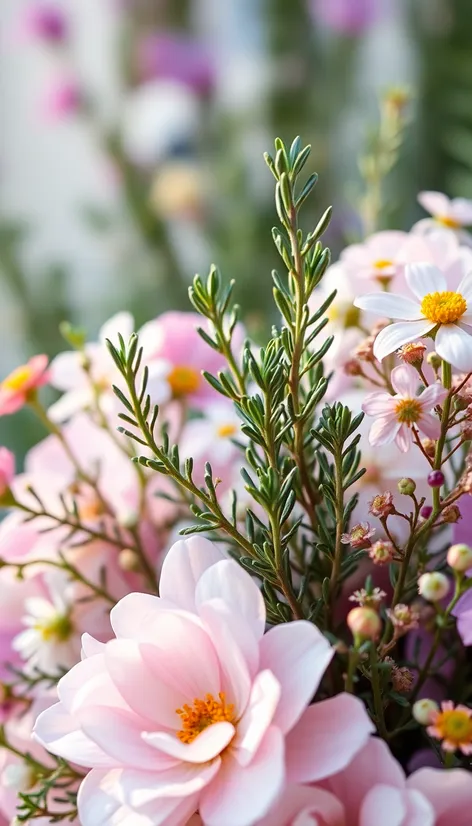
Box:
1;133;472;826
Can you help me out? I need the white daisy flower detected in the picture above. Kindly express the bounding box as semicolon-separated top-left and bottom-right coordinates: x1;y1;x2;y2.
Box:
354;262;472;371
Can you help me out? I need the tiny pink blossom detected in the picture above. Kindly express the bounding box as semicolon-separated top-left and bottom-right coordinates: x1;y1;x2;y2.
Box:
0;355;49;416
427;701;472;755
42;78;82;121
362;364;447;453
341;522;375;549
0;449;15;497
368;490;394;518
369;539;395;565
17;4;67;44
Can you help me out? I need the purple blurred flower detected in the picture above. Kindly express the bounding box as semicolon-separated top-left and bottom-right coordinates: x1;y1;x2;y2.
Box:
310;0;378;35
19;4;67;43
42;78;82;121
137;32;214;95
453;494;472;545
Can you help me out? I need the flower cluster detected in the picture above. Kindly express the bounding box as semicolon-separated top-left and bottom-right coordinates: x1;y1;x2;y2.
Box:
0;138;472;825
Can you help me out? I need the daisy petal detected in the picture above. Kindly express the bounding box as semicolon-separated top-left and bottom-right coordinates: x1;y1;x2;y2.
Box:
374;320;435;361
369;416;400;447
391;364;419;397
354;293;421;320
395;424;413;453
405;263;446;299
435;324;472;372
362;393;395;416
418;191;451;218
419;383;448;408
457;271;472;303
418;412;441;441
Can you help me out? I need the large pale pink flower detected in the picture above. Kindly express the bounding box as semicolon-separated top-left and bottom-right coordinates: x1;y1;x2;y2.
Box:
34;537;373;826
0;355;49;416
362;364;447;453
355;263;472;371
418;191;472;230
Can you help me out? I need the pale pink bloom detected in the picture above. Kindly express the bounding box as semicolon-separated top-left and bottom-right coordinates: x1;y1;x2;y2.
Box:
0;448;14;496
15;4;67;43
42;77;82;120
0;355;49;416
34;537;374;826
179;403;243;487
452;588;472;645
355;262;472;371
362;364;447;453
418;191;472;229
339;230;411;283
48;312;134;422
310;0;379;35
426;701;472;755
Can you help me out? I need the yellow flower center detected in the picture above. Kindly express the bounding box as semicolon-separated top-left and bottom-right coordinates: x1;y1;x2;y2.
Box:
217;423;237;439
167;366;200;397
420;291;467;324
176;692;235;744
434;708;472;748
34;613;73;643
436;215;461;229
394;398;422;425
328;304;360;330
1;365;33;393
374;259;394;270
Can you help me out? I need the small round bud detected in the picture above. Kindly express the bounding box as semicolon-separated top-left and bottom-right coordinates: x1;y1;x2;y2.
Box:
118;548;141;572
391;664;414;693
344;358;363;377
369;539;395;565
397;342;426;365
420;505;433;520
447;543;472;573
442;504;461;524
418;572;450;602
427;470;444;488
413;699;439;726
347;607;381;643
117;508;139;529
421;438;436;458
427;352;442;370
398;478;416;496
1;763;36;792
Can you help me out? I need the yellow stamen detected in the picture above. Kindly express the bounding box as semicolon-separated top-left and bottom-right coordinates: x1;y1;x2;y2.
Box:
436;215;461;229
373;259;394;270
433;708;472;750
217;424;237;439
176;692;235;744
327;304;360;330
34;614;73;643
395;398;422;425
1;365;33;393
420;290;467;325
167;366;200;397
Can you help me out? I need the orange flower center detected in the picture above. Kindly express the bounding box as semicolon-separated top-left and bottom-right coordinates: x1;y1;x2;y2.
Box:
373;259;394;270
167;366;200;397
176;692;235;744
420;290;467;324
436;215;461;229
217;423;237;438
1;365;33;393
434;708;472;748
394;398;422;425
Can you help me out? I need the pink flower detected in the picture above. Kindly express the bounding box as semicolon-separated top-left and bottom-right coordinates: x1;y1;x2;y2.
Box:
42;78;82;120
137;33;214;95
0;448;14;496
339;230;411;283
362;364;447;453
452;588;472;645
340;522;375;548
427;701;472;755
34;537;374;826
310;0;379;35
17;4;67;43
418;191;472;230
0;355;49;416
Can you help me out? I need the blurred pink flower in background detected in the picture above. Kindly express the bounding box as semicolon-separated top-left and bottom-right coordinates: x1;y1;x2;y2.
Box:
0;355;49;416
42;78;82;121
138;32;215;95
15;3;67;44
311;0;379;35
0;449;15;497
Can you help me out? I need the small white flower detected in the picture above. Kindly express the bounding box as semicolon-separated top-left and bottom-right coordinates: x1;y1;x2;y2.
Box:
354;262;472;371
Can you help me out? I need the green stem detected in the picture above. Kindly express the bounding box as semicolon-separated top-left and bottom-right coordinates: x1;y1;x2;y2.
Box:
370;645;389;739
345;649;360;693
329;444;345;619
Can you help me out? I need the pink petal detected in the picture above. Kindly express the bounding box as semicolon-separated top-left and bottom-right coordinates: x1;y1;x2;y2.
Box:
57;654;130;715
77;706;175;770
405;263;446;300
195;560;266;641
374;320;435;361
143;721;235;763
234;670;281;766
407;767;472;826
286;693;374;783
391;364;419;397
418;191;451;218
369;416;400;447
435;324;472;372
199;726;285;826
258;620;333;734
33;702;115;768
417;412;441;440
362;393;395;416
418;383;448;408
394;423;413;453
110;593;167;639
256;785;345;826
159;537;225;612
451;197;472;225
199;601;253;713
360;785;434;826
81;633;106;659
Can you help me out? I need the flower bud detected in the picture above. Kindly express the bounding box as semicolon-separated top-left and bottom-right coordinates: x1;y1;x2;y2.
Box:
421;438;436;458
398;478;416;496
413;699;439;726
442;504;461;524
420;505;433;520
118;549;141;572
418;572;450;602
427;470;444;488
2;763;36;792
397;342;426;365
427;352;442;370
347;607;381;643
447;543;472;573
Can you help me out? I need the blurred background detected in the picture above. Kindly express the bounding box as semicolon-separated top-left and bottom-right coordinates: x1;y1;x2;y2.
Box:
1;0;472;458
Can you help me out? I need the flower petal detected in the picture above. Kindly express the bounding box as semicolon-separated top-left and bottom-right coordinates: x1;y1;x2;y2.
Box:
233;670;281;767
405;263;446;300
33;702;116;768
286;693;374;783
160;537;226;613
417;412;441;441
258;621;333;734
395;423;413;453
143;722;235;764
407;767;472;826
418;191;451;218
99;312;134;347
195;559;266;641
360;785;434;826
435;324;472;372
362;393;395;416
374;320;435;361
391;364;420;397
354;293;421;320
418;383;448;408
199;726;285;826
369;416;400;447
457;270;472;304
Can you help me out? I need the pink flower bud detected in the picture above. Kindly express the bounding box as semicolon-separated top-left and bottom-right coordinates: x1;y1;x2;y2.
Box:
347;606;381;642
418;572;450;602
0;448;15;496
447;544;472;573
413;699;439;726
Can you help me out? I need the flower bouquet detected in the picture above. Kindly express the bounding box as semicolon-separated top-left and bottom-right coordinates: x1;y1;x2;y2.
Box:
1;136;472;825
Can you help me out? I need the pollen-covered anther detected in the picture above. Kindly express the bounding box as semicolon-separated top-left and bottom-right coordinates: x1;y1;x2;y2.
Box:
394;398;422;425
176;692;235;744
420;290;467;325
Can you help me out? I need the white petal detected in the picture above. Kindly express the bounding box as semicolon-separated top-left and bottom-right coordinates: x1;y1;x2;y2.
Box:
99;312;135;347
457;270;472;303
418;191;451;218
435;324;472;372
354;293;421;320
405;263;446;300
373;320;435;361
391;364;419;397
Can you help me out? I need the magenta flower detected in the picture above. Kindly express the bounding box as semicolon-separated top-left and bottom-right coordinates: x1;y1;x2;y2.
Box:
137;33;214;95
42;78;82;121
17;4;67;44
310;0;379;35
34;537;374;826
